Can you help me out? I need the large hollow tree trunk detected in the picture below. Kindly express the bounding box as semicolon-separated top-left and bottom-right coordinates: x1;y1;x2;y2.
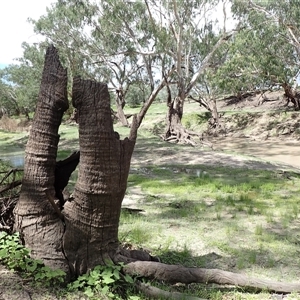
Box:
62;77;136;277
13;46;69;272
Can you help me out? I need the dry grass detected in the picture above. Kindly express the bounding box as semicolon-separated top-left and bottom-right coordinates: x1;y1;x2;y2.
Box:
0;116;19;132
0;116;31;132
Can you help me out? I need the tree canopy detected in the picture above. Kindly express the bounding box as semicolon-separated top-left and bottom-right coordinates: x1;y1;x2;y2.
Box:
1;0;300;116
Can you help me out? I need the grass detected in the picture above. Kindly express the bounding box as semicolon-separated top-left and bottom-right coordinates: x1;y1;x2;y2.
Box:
120;162;300;297
1;102;300;299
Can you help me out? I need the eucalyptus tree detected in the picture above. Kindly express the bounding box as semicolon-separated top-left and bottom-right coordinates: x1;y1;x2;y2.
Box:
0;42;45;116
31;0;171;126
12;1;300;296
31;0;236;141
140;0;236;144
211;0;300;109
0;75;18;116
247;0;300;109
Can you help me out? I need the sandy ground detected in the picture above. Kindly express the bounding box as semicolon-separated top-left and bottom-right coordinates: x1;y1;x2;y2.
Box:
131;137;300;173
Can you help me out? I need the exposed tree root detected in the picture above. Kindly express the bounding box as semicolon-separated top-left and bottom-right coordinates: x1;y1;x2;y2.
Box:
123;261;300;294
1;168;299;297
2;191;300;297
163;123;213;148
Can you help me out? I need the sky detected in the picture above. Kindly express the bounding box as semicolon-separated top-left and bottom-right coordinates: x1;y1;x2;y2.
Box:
0;0;57;68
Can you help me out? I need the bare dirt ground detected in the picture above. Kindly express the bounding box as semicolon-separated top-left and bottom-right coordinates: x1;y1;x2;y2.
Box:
131;136;300;173
132;89;300;172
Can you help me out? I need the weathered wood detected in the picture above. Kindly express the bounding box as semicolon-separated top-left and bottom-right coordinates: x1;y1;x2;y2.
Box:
13;45;69;273
63;77;136;277
0;180;22;194
124;261;300;294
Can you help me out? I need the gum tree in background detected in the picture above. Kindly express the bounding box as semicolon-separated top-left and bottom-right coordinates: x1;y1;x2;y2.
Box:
0;43;45;116
31;0;171;127
211;0;300;109
30;0;235;143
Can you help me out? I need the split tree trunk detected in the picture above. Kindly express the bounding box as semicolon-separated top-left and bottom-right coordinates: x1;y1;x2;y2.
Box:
13;46;69;272
62;77;136;277
13;46;137;278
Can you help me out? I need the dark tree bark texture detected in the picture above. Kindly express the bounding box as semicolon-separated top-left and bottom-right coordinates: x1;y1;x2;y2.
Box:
282;82;300;110
165;95;202;146
13;46;69;272
62;78;136;277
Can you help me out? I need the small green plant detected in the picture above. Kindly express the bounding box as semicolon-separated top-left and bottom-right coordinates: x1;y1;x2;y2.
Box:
0;231;30;270
254;224;263;236
0;232;66;286
68;261;137;299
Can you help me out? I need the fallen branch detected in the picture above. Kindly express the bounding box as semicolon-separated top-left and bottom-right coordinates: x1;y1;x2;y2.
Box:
0;195;18;234
0;168;23;185
124;261;300;294
0;180;22;194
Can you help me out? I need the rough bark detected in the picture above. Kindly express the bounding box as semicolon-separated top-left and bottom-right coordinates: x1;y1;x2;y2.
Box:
13;45;69;272
164;96;201;146
62;78;136;277
124;261;300;294
281;82;300;110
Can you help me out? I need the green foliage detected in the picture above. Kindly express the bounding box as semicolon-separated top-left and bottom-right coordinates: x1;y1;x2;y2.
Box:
28;0;232;123
214;0;300;96
0;232;66;286
125;84;149;108
182;112;210;129
0;42;45;115
68;262;137;299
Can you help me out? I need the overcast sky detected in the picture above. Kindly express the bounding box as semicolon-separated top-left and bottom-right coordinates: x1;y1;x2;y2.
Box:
0;0;57;68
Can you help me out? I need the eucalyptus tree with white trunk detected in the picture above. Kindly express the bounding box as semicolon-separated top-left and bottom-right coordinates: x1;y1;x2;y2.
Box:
143;0;235;144
31;0;235;142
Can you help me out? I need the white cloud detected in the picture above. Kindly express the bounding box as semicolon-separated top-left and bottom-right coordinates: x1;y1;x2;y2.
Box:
0;0;56;65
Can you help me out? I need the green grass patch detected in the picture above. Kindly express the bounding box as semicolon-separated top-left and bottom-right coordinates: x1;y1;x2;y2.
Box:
122;163;300;292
